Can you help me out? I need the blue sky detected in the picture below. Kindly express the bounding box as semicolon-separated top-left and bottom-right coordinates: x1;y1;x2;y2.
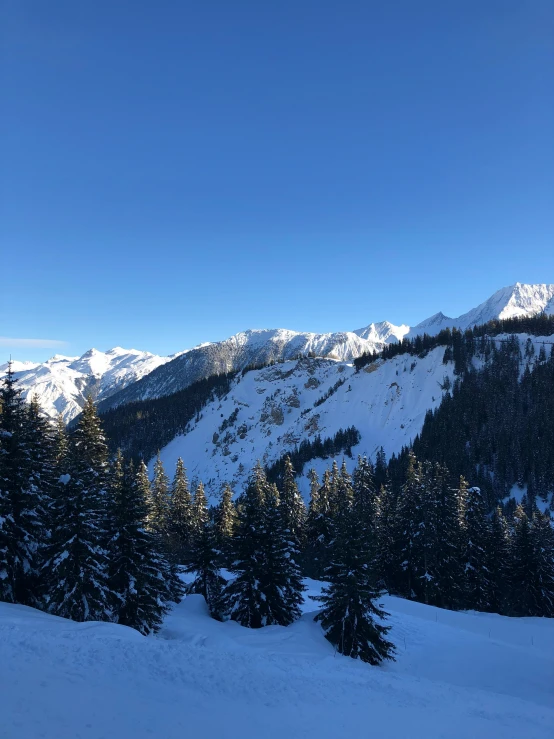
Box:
2;1;553;363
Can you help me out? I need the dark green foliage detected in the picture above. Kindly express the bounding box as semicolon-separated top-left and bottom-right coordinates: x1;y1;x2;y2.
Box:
265;427;360;484
215;483;238;565
107;454;181;634
313;503;395;665
168;458;193;563
148;454;170;542
223;463;304;628
279;456;306;546
44;397;114;622
461;484;491;611
510;506;554;617
184;521;226;618
305;468;334;579
0;370;50;605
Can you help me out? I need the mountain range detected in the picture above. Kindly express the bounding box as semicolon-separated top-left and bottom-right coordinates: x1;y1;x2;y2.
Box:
2;282;554;422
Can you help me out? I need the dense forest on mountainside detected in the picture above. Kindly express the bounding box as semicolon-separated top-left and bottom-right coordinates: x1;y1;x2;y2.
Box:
99;372;236;461
389;337;554;511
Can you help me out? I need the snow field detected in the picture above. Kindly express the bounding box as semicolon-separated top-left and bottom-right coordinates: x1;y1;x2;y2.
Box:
0;581;552;739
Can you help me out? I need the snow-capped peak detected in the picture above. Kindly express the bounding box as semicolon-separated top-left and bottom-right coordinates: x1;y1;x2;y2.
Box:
0;347;172;422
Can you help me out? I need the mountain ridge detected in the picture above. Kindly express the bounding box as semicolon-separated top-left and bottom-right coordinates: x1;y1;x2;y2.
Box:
3;282;553;420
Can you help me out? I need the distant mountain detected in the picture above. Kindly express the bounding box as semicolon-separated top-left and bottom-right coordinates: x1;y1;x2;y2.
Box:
4;282;553;420
96;325;407;413
409;282;554;336
0;348;172;422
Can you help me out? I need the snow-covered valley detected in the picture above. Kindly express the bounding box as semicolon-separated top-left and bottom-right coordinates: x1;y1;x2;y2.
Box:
1;581;552;739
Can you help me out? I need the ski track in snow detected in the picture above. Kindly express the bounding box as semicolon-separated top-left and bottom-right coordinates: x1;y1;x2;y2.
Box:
0;582;552;739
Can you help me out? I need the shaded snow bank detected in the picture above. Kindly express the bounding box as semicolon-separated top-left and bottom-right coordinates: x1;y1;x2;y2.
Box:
0;583;552;739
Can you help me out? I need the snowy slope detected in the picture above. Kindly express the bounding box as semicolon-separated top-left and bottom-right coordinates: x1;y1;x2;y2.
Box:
0;584;552;739
152;348;455;498
0;348;172;422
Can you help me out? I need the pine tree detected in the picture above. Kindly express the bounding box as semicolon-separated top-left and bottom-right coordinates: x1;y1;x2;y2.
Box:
222;462;304;628
222;463;269;627
107;454;181;634
215;483;238;566
191;481;209;541
148;454;170;545
352;456;377;544
305;468;334;578
487;507;510;614
374;481;396;591
168;458;193;563
44;396;114;622
393;451;425;599
511;507;554;617
461;484;491;611
279;456;306;547
184;521;226;619
0;367;47;605
313;503;395;665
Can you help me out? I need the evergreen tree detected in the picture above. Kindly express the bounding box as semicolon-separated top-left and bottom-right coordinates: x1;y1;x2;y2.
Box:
44;396;114;622
461;484;491;611
191;481;209;541
487;507;511;614
148;454;170;545
222;463;269;627
511;507;554;617
215;483;238;566
107;454;181;634
393;451;425;599
168;458;193;563
374;481;396;591
184;520;226;619
305;468;333;578
0;368;47;605
279;456;306;547
313;503;395;665
222;463;304;627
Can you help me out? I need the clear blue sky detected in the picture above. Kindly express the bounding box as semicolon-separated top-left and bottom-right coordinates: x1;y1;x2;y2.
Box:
2;1;553;363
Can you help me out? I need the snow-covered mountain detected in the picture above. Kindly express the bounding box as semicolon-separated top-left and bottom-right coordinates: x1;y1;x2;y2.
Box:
409;282;554;336
5;282;553;420
102;282;554;412
152;348;456;499
97;325;408;413
0;347;172;422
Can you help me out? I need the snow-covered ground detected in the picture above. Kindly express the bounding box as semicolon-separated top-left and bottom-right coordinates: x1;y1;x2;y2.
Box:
1;582;552;739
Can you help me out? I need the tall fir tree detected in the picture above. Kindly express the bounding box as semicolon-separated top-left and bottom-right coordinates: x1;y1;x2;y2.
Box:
313;502;395;665
148;454;170;546
44;396;114;622
461;484;491;611
191;481;209;541
223;463;304;628
279;456;306;547
393;451;425;599
0;367;47;605
487;507;511;614
107;454;181;634
305;468;333;578
215;483;238;566
183;520;226;619
168;458;193;563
